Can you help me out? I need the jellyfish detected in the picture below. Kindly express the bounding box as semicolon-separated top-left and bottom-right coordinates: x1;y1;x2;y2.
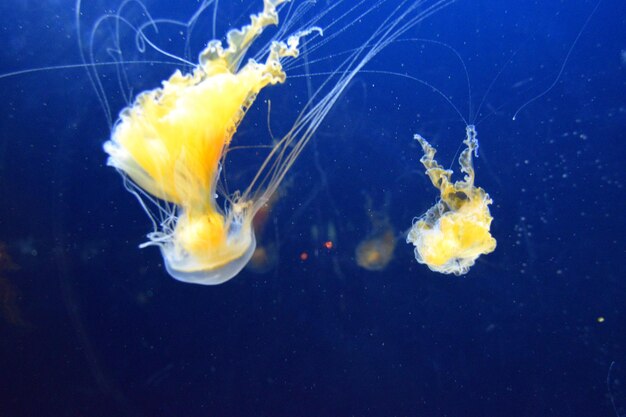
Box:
356;228;396;271
103;1;317;284
355;197;396;271
102;0;452;284
406;125;497;275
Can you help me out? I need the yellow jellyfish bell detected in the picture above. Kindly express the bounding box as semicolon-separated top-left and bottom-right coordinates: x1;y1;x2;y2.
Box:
104;0;318;284
406;125;497;275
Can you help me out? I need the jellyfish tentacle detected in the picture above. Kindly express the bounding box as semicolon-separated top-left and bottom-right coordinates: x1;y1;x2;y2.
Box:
414;133;453;193
458;124;478;186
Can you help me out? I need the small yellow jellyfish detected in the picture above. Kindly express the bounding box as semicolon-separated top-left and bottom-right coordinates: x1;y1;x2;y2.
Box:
406;125;496;275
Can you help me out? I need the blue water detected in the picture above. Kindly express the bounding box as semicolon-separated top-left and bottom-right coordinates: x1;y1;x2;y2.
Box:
0;1;625;416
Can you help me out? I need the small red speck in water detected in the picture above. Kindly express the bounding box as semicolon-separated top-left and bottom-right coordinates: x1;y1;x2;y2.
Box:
299;252;309;261
324;241;333;250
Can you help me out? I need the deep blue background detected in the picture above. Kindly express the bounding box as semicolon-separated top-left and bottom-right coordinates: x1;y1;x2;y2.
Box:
0;0;625;416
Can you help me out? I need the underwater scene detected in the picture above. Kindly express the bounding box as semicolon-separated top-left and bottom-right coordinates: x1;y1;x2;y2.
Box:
0;0;624;416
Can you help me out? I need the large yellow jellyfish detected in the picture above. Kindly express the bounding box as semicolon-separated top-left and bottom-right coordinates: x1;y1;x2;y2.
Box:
406;125;496;275
102;0;454;285
104;1;318;284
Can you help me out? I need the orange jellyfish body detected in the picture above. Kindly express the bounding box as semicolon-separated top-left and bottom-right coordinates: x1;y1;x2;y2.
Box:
356;228;396;271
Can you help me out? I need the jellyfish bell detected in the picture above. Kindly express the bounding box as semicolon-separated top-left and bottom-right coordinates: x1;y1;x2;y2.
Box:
159;202;259;284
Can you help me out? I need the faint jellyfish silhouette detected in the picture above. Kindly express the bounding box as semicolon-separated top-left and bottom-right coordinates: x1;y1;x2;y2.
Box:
355;197;396;271
246;182;287;274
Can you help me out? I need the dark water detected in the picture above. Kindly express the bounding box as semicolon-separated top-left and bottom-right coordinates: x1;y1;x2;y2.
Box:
0;1;625;416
